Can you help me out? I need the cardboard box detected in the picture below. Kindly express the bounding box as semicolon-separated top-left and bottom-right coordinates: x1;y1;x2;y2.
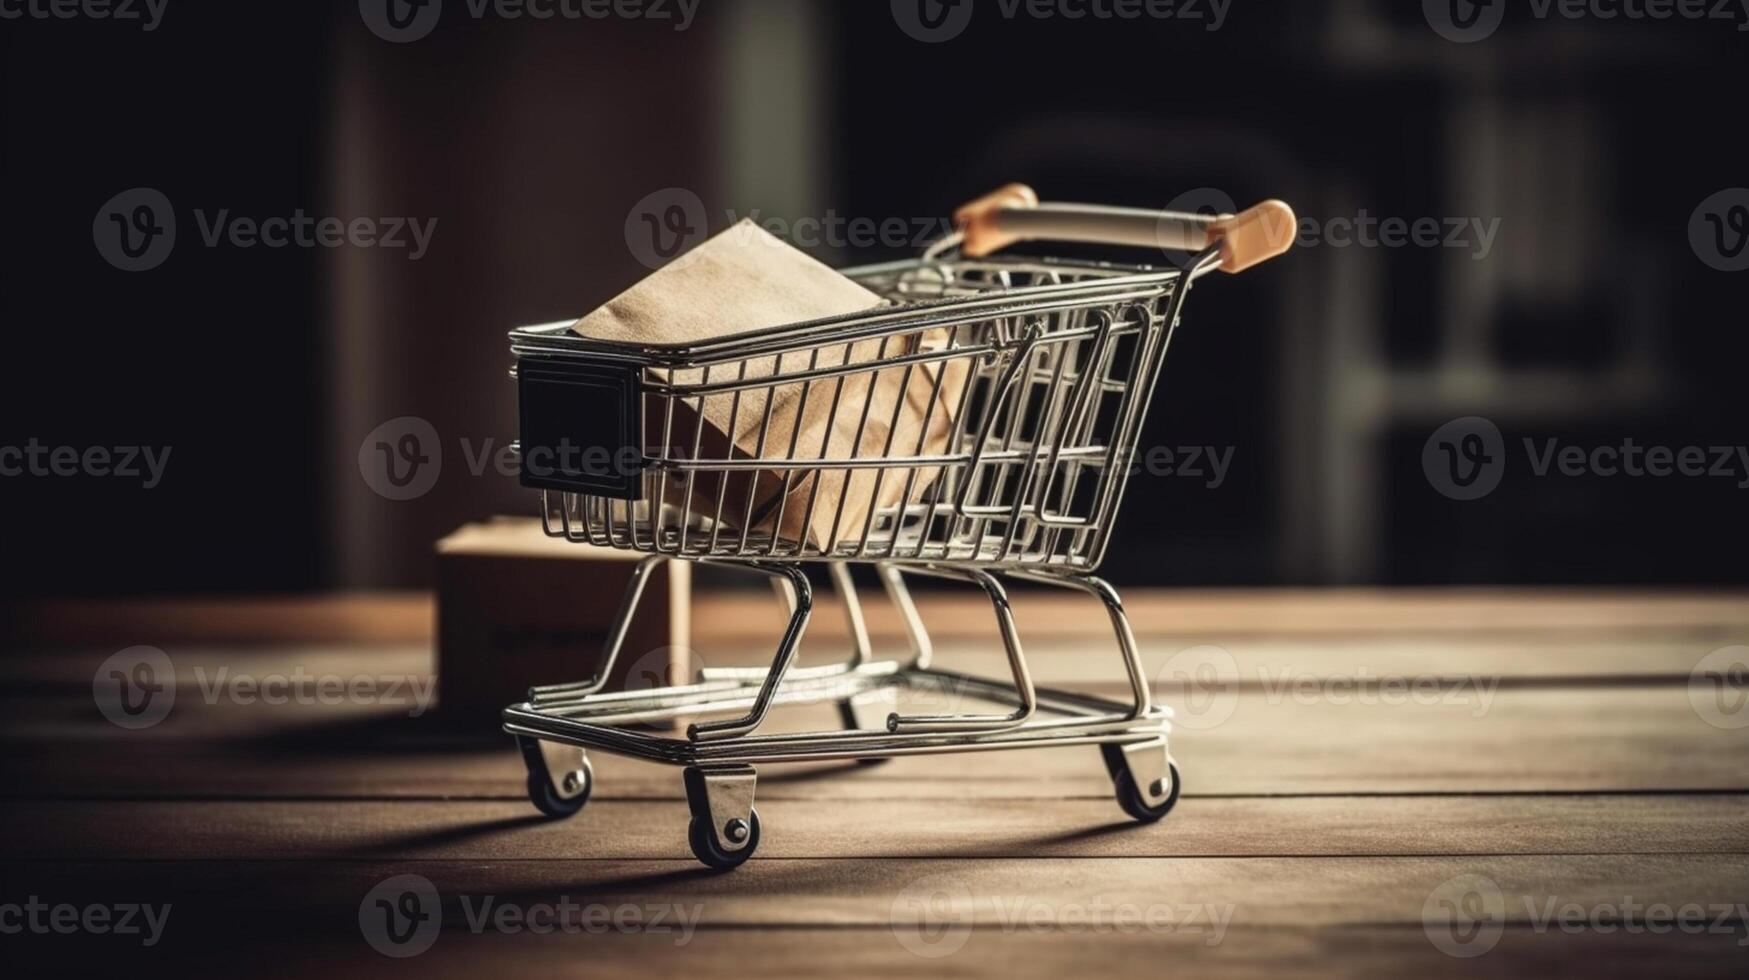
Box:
435;518;689;728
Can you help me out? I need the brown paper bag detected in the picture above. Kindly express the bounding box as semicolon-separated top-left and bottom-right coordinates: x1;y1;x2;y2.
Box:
570;219;965;549
754;337;968;549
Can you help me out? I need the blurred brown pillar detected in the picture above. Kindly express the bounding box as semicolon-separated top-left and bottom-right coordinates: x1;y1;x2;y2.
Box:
323;12;725;587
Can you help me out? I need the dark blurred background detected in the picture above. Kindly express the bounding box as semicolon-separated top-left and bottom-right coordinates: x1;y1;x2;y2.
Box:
2;0;1746;595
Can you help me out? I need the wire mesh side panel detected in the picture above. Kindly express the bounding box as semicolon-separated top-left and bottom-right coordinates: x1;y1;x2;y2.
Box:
540;259;1179;570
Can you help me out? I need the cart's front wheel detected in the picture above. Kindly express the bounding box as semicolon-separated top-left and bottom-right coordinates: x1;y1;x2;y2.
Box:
527;756;593;819
1113;760;1181;823
688;808;761;870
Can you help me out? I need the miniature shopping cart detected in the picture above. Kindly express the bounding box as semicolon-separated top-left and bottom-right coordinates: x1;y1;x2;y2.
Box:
503;185;1295;868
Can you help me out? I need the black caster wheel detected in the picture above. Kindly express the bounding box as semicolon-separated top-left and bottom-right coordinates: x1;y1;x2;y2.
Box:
1113;760;1181;823
528;757;593;819
688;808;761;870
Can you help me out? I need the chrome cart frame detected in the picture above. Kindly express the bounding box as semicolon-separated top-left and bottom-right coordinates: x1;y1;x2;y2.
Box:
504;186;1295;868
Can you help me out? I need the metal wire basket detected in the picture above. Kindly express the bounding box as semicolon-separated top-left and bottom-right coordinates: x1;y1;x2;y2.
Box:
504;184;1295;868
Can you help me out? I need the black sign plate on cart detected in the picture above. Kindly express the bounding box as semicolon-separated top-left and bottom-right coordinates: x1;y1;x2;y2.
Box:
517;357;644;499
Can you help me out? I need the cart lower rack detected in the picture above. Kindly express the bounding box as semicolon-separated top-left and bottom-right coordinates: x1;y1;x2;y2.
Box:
504;185;1295;868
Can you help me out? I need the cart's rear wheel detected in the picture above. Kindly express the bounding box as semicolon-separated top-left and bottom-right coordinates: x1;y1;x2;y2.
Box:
688;808;761;870
528;756;593;819
1113;760;1181;823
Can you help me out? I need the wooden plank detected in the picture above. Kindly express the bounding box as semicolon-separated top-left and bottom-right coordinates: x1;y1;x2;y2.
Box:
0;593;433;647
10;631;1740;691
9;588;1749;647
5;685;1747;800
320;928;1749;980
5;795;1744;862
1;855;1743;929
6;923;1744;980
7;922;1747;980
7;633;1737;693
900;632;1741;684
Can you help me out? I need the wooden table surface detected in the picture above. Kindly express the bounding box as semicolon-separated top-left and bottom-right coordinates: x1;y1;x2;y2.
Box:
3;589;1747;977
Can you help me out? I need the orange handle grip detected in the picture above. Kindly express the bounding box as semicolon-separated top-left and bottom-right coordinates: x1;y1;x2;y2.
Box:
952;183;1296;274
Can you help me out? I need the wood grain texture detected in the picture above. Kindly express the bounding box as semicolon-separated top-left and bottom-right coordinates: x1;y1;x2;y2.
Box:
8;587;1748;646
7;923;1745;980
6;795;1745;861
3;592;1747;978
5;686;1746;799
2;855;1744;927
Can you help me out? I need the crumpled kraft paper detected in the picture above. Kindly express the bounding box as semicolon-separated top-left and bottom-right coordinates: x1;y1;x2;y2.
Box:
571;219;966;549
